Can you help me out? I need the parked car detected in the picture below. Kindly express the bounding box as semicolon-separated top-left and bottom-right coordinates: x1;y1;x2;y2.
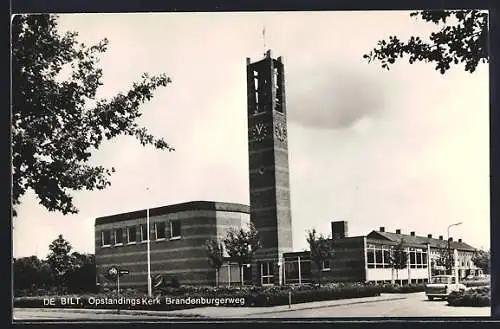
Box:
425;275;466;300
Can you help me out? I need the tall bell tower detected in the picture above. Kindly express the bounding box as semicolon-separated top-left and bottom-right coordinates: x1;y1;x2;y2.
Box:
246;50;293;285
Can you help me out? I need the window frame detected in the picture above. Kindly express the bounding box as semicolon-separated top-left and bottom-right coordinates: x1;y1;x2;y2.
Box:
127;226;137;244
367;244;428;269
169;220;181;240
154;222;166;241
261;261;274;285
139;224;149;243
114;228;124;246
101;230;111;247
321;260;331;271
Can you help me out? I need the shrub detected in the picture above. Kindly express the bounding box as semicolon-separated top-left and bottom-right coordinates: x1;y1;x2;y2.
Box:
447;287;490;307
379;283;427;293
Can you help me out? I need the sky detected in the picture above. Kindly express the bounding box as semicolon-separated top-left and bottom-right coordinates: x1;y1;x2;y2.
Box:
12;11;490;259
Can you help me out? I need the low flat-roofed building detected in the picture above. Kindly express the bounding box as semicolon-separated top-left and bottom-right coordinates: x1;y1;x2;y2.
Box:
94;201;249;289
283;222;480;285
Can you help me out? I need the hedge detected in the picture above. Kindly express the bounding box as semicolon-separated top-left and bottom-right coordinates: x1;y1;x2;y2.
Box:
378;283;426;293
14;282;432;310
462;279;490;288
447;287;490;307
14;283;383;309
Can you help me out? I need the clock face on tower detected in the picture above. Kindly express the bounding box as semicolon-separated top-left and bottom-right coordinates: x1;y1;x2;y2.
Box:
252;122;269;142
274;122;287;143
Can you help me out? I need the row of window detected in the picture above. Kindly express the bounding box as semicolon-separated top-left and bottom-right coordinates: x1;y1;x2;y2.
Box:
367;245;429;269
100;220;182;247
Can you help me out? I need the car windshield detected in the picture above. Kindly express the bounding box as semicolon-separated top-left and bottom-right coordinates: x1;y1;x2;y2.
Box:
432;276;450;284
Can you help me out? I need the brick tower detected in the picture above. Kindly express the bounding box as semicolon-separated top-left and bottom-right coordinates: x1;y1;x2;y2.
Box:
246;50;293;285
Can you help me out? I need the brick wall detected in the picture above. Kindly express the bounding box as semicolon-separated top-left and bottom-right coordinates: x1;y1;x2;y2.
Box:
95;206;249;289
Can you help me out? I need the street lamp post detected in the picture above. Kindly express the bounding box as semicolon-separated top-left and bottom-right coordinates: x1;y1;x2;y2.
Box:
447;222;463;279
146;188;152;297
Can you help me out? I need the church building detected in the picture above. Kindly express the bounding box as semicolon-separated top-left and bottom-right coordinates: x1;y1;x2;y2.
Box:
94;50;480;289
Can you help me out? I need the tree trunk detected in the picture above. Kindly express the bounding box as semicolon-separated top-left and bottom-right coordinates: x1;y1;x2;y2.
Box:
240;266;244;286
391;267;395;285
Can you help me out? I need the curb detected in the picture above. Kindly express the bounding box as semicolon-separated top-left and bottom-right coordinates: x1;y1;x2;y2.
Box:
14;308;207;318
225;296;410;317
15;295;411;318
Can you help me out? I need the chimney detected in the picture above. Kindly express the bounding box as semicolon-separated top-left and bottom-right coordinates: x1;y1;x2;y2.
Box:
458;238;462;243
410;231;415;236
427;234;433;238
439;235;443;240
331;221;348;239
379;227;385;232
395;229;401;234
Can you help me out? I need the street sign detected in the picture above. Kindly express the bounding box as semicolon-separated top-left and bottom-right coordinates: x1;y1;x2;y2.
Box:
119;269;129;275
108;267;118;276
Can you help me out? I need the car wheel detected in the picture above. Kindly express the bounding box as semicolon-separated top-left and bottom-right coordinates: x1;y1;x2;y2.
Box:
427;296;434;301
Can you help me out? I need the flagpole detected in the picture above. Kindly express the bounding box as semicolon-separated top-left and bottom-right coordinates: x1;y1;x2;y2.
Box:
146;188;152;297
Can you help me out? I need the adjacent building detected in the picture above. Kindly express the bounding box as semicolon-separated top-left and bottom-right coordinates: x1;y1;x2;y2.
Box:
283;221;481;285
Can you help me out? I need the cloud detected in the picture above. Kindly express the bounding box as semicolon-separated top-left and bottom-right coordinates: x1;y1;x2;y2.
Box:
286;65;387;130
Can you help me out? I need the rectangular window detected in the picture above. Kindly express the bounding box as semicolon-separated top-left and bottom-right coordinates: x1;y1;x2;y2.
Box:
367;249;375;264
101;230;111;247
139;224;148;242
155;222;166;240
410;251;417;268
322;260;331;271
261;262;274;285
375;249;383;264
383;249;390;263
170;220;181;239
114;228;123;245
127;226;137;244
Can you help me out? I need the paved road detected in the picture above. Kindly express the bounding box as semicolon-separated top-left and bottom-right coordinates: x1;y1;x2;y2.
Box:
240;292;490;318
13;309;182;321
13;293;490;320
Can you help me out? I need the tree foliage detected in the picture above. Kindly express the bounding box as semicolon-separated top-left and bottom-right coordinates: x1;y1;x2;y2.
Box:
13;256;54;290
14;237;96;293
205;238;225;270
388;238;408;271
11;14;174;216
223;222;261;285
434;248;455;274
364;10;489;74
471;249;490;274
306;229;335;286
47;234;77;283
223;222;261;267
205;238;225;287
68;252;96;292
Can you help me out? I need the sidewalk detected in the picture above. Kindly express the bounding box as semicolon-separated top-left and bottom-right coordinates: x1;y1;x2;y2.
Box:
17;293;414;319
168;293;414;318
